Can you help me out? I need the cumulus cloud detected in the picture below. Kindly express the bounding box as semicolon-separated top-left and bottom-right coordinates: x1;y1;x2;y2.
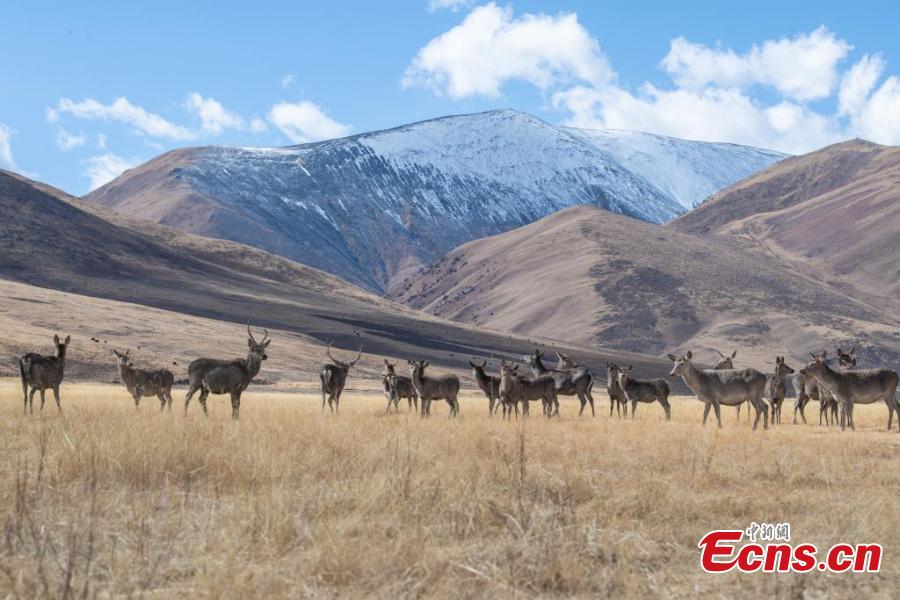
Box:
838;54;884;116
50;97;196;140
404;3;612;97
83;153;138;190
428;0;471;12
56;127;87;151
281;74;296;88
185;92;244;135
0;123;20;170
268;100;350;143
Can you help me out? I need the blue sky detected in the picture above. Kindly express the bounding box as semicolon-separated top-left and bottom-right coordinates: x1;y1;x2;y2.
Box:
2;1;900;193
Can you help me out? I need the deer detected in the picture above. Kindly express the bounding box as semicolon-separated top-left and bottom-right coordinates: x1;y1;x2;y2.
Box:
469;360;501;415
792;348;855;425
610;364;671;420
497;361;522;420
523;349;595;416
799;351;899;432
668;350;768;430
605;362;629;418
408;360;460;418
19;334;70;414
320;339;363;414
764;356;795;424
382;359;417;414
711;349;750;421
500;360;558;418
112;348;175;411
184;325;270;418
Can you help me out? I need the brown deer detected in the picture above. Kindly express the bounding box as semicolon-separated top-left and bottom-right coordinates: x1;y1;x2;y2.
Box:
605;362;628;418
185;325;270;418
497;361;522;420
764;356;795;424
383;359;417;413
524;349;595;416
792;348;854;425
408;360;460;418
610;364;671;420
113;349;175;411
668;350;768;430
711;350;750;421
320;339;363;414
19;334;70;414
800;351;899;431
469;359;501;415
500;360;558;418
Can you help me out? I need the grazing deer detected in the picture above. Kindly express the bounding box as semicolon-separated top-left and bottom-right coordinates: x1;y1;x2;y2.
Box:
469;360;501;415
320;339;363;414
500;360;558;418
185;325;270;418
800;351;899;431
605;362;629;418
610;364;671;420
408;360;460;418
764;357;795;424
793;349;855;425
524;349;595;416
668;351;768;430
113;349;175;411
19;334;70;414
383;359;417;413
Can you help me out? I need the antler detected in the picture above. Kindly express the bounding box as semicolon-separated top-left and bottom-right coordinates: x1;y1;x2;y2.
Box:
247;323;257;345
713;348;726;360
326;341;339;364
347;337;363;366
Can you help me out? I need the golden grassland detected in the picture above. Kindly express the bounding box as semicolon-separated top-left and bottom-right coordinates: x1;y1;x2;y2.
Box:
1;380;899;598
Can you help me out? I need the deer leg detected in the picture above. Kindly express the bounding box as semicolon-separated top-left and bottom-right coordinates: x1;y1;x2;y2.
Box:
631;398;637;420
29;387;37;414
157;394;166;411
230;392;240;419
52;386;62;414
736;403;741;421
886;397;894;431
609;396;614;418
321;385;327;414
185;382;199;415
39;389;46;413
713;401;722;428
198;389;209;416
702;402;711;425
586;389;595;417
577;393;586;416
23;385;29;415
132;390;141;410
334;390;342;415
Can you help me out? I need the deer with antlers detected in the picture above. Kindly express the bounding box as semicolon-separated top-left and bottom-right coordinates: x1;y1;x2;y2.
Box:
19;334;70;414
185;325;270;418
383;359;417;413
113;348;175;411
320;338;363;414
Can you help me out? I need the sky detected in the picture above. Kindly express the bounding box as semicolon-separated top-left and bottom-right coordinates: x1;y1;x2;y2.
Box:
2;0;900;194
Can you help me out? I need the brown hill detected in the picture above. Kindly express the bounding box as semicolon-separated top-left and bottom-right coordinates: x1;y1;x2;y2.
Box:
392;205;900;367
670;139;900;307
0;170;665;384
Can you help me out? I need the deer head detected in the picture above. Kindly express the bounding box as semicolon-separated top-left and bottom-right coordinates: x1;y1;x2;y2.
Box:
774;356;795;379
327;338;362;370
112;348;133;368
53;334;71;359
383;359;397;377
713;349;736;370
800;351;828;376
836;347;857;368
667;350;693;378
247;324;271;361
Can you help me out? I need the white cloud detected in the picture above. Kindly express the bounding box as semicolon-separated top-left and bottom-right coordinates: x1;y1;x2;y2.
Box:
185;92;244;135
268;100;350;143
83;153;138;190
838;54;884;116
96;133;107;149
853;75;900;144
56;128;87;151
250;117;267;133
661;27;851;101
281;73;296;88
0;123;20;170
51;97;196;140
428;0;471;12
404;2;612;98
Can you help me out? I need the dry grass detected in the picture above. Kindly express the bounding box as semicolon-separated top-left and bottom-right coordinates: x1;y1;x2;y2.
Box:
1;380;898;598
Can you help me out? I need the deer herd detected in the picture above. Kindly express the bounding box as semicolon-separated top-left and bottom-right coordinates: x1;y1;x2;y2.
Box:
15;329;900;433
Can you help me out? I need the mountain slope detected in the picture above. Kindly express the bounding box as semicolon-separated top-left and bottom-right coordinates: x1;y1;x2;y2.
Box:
670;139;900;307
84;109;784;293
0;169;669;381
393;205;900;367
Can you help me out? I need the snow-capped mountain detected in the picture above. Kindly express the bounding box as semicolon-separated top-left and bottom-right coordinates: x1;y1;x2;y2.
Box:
86;109;786;292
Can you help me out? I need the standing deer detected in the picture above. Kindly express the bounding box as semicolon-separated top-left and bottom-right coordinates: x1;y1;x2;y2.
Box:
383;359;417;413
524;349;595;416
712;350;750;421
113;349;175;411
606;362;628;418
764;356;795;424
611;364;671;420
469;360;501;415
799;351;899;431
185;325;270;418
408;360;460;418
668;351;768;430
320;339;363;414
497;361;522;420
793;349;855;425
19;334;70;414
500;360;558;418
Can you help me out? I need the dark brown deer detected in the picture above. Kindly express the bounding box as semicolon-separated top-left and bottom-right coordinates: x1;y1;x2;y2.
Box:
185;325;270;418
469;359;501;415
19;334;70;414
497;361;522;420
383;359;417;413
112;349;175;411
408;360;460;418
500;360;558;418
792;348;855;425
524;349;595;416
611;364;671;420
606;362;628;418
764;356;795;424
320;339;363;414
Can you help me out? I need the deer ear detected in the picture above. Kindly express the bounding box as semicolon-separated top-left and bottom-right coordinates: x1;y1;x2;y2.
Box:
263;339;271;347
627;365;633;371
423;361;429;368
54;335;60;345
666;354;677;361
64;336;71;345
731;350;737;358
685;351;693;359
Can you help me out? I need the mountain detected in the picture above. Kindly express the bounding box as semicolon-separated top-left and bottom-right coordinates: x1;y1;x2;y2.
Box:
670;139;900;309
392;205;900;367
0;169;669;382
84;109;785;293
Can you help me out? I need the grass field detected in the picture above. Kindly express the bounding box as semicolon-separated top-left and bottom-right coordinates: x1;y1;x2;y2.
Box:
0;380;898;598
